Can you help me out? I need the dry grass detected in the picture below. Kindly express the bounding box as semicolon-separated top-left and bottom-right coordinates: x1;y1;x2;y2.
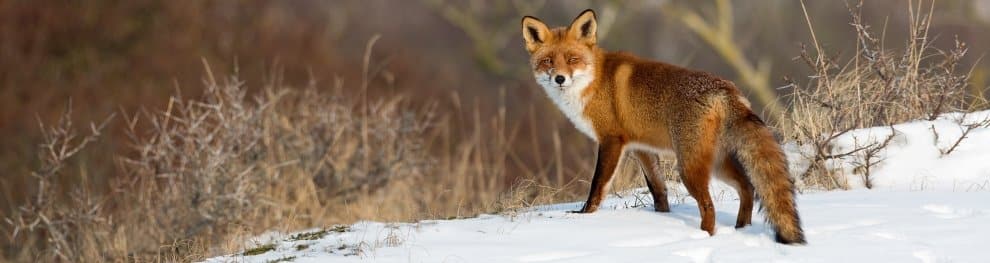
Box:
1;52;639;261
778;0;984;190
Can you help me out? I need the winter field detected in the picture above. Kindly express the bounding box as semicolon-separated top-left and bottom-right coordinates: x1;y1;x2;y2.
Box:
204;112;990;263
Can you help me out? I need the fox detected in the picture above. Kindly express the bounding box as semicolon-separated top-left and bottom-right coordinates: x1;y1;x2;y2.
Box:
521;9;805;244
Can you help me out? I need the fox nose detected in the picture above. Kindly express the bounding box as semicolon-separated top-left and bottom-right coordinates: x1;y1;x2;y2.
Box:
554;75;566;85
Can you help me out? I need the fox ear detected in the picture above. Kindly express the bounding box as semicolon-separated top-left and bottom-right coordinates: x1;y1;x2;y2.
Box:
521;16;550;53
568;9;597;46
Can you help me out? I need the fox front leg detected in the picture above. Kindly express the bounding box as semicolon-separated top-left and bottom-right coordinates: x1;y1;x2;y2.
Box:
574;137;625;213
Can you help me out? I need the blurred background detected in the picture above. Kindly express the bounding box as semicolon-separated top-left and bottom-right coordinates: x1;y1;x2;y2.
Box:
2;0;989;261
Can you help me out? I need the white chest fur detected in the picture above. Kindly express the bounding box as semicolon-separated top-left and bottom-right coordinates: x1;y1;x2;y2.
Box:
534;68;598;140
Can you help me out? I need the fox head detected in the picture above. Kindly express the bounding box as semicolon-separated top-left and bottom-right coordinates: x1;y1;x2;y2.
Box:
522;9;598;90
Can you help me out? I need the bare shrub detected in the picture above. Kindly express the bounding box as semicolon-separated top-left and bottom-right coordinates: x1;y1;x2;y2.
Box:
3;104;115;261
849;126;897;189
780;0;977;190
931;113;990;157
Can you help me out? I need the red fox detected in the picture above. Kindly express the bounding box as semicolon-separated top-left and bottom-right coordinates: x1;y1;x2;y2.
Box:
521;9;805;244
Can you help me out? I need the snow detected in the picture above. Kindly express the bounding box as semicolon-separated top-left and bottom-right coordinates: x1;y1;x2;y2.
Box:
787;110;990;191
203;111;990;263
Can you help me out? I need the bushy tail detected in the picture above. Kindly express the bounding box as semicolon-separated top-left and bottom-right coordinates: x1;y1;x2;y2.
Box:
729;113;806;244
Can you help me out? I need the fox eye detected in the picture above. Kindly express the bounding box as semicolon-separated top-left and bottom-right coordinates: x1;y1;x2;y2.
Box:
568;57;580;64
541;58;552;65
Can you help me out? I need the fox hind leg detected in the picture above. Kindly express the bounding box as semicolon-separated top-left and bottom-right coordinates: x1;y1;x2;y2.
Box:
675;137;718;235
718;154;754;228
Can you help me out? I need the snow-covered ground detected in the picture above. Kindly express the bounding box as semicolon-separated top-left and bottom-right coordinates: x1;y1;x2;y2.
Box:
203;111;990;263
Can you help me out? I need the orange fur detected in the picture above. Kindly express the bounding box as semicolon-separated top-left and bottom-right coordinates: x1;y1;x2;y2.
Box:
522;9;805;244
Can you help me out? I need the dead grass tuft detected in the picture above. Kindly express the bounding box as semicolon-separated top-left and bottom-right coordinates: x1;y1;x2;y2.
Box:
242;243;276;256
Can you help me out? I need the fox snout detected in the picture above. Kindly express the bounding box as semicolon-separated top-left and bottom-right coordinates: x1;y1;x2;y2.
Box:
545;72;574;88
534;69;591;90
